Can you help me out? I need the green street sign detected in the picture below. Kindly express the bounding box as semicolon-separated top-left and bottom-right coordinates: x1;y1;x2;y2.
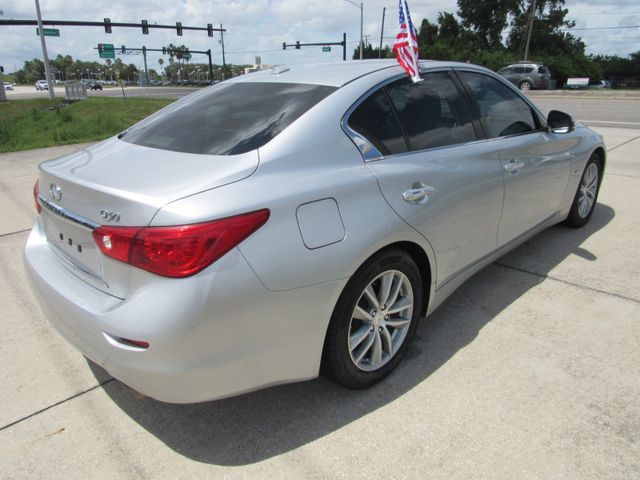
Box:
322;46;331;52
98;43;115;59
36;28;60;37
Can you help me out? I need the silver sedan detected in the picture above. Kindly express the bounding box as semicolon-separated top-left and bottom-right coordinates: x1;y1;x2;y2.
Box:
24;60;605;403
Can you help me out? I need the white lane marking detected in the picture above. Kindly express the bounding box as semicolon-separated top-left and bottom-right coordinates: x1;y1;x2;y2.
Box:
579;120;640;126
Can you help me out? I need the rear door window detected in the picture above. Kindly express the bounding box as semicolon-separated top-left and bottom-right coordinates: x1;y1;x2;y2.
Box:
348;89;409;155
121;82;336;155
386;72;477;151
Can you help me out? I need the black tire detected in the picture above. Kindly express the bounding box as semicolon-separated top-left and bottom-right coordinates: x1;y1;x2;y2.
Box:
564;152;602;228
519;80;532;91
322;248;423;389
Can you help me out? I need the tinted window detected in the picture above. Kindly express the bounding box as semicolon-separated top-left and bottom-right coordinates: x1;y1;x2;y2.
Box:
459;72;538;138
348;90;408;155
498;67;511;75
514;66;526;74
121;82;336;155
525;66;535;73
386;72;476;151
538;66;550;74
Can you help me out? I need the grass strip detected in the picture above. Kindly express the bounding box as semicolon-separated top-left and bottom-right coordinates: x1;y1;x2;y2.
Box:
0;97;174;153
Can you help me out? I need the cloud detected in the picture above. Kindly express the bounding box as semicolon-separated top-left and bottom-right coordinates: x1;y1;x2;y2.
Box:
0;0;637;74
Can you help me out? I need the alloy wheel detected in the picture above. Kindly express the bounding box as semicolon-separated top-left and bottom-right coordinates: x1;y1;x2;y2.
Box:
348;270;414;371
578;162;599;218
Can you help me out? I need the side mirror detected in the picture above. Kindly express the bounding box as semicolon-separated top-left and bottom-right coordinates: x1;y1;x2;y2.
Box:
547;110;574;134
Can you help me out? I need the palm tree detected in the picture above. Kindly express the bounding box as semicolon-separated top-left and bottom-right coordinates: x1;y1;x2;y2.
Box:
158;58;164;78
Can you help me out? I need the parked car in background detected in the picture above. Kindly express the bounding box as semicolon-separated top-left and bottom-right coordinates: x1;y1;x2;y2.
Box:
3;82;13;90
88;82;103;91
25;60;605;403
35;79;49;90
497;62;551;91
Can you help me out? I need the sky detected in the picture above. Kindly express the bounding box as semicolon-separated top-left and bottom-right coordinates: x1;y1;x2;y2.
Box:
0;0;639;74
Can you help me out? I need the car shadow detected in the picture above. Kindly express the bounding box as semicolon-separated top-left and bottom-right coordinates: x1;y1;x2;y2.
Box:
89;203;615;466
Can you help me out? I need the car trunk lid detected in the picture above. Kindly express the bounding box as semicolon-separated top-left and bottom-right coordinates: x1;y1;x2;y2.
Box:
37;137;259;298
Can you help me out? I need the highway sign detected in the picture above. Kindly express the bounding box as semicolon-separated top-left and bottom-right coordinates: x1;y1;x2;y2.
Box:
322;46;331;52
98;43;115;59
36;28;60;37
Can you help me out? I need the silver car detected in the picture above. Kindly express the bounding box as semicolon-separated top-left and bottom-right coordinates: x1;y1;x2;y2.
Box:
24;60;605;403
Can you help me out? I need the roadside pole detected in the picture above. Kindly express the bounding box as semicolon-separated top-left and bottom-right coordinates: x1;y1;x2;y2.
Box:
220;24;226;79
207;49;213;84
142;46;150;86
378;7;386;59
0;70;7;102
34;0;54;99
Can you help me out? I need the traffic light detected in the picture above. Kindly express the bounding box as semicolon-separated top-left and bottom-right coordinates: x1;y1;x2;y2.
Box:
121;45;126;53
162;47;167;55
104;18;111;34
176;22;183;36
98;44;104;53
295;41;300;50
207;24;213;37
282;42;286;50
0;66;4;74
142;46;147;55
142;20;149;35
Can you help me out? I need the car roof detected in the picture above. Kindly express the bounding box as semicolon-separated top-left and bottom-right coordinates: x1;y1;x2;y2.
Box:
227;59;482;87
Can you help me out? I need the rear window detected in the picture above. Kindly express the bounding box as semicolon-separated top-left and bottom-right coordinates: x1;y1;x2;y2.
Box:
120;82;336;155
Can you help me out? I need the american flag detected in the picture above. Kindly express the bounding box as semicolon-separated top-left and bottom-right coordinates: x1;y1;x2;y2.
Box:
393;0;421;83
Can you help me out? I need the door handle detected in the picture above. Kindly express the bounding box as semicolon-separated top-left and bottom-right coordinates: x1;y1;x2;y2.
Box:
403;184;435;204
504;159;525;174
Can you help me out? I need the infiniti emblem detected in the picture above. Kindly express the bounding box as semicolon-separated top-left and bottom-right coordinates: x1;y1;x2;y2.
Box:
49;183;62;202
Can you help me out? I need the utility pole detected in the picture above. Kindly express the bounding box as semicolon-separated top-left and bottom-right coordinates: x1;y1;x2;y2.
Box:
345;0;363;60
34;0;54;99
523;0;537;61
359;2;363;60
378;7;386;59
220;23;226;79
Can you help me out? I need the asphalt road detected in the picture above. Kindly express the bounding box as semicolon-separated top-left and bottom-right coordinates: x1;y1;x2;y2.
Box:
0;127;639;478
4;85;198;100
6;85;640;129
528;92;640;129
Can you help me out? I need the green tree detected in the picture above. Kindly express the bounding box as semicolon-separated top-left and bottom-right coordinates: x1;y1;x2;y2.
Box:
507;0;584;58
15;59;45;83
351;44;393;60
457;0;520;48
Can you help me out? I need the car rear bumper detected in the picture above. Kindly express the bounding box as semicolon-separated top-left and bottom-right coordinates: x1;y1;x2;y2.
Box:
24;218;345;403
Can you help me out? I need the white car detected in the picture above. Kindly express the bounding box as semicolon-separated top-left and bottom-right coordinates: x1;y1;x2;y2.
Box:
25;60;606;403
3;82;13;91
35;80;49;90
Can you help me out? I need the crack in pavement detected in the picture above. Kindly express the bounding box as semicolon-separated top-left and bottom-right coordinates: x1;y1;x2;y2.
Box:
607;135;640;152
0;379;115;432
0;229;31;239
494;262;640;305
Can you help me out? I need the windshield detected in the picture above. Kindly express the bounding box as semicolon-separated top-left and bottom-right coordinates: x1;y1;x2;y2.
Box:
120;82;336;155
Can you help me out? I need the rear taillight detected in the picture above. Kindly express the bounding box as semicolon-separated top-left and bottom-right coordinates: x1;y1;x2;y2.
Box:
92;209;270;278
34;179;42;214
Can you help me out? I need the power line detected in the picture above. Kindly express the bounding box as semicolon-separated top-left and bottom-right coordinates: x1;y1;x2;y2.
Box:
562;25;640;31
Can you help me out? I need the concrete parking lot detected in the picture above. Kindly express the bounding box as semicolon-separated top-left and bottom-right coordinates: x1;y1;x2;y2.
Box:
0;126;639;478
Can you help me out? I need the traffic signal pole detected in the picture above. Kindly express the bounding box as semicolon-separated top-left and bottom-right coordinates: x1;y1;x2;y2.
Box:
34;0;54;99
96;46;216;84
142;47;149;86
283;33;347;61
